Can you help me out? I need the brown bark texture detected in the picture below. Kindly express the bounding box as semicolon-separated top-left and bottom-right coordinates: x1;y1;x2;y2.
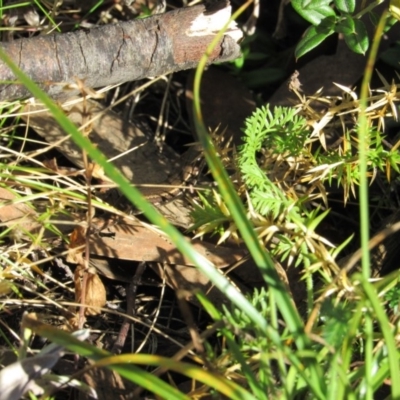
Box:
0;2;241;101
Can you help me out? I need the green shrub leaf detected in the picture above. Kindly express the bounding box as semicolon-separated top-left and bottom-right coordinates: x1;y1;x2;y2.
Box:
334;0;355;14
292;0;336;25
295;23;335;59
337;16;369;54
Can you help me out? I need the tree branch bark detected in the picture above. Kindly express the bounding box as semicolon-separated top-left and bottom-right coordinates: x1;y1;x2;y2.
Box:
0;1;241;101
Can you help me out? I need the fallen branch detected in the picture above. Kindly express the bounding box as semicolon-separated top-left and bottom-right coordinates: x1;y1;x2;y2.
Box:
0;1;242;101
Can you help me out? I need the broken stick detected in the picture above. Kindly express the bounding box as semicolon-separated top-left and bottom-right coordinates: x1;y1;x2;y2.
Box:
0;1;242;101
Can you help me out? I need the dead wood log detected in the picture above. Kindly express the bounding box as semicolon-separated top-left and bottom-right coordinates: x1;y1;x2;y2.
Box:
0;1;242;101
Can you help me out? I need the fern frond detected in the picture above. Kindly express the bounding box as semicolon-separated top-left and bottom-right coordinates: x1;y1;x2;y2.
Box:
238;105;309;217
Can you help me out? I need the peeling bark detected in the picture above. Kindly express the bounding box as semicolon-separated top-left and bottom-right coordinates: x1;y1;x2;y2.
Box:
0;1;242;101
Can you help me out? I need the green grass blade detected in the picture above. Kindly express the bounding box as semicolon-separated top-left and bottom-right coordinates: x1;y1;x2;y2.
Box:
95;354;257;400
357;274;400;398
357;9;388;279
191;0;314;355
196;291;267;399
190;2;328;395
23;317;190;399
24;317;255;400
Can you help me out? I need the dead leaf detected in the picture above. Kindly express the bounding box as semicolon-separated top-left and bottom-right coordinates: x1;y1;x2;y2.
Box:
69;226;86;249
89;219;246;268
0;187;40;238
67;226;86;264
22;98;183;190
152;263;246;306
74;264;106;316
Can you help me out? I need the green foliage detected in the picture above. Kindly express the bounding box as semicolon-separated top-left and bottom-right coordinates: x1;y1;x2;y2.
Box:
222;287;272;350
320;299;353;349
384;279;400;310
193;83;400;295
337;15;369;54
237;105;308;218
292;0;337;26
335;0;356;14
295;21;336;59
190;191;231;232
197;272;400;398
192;105;342;275
291;0;390;58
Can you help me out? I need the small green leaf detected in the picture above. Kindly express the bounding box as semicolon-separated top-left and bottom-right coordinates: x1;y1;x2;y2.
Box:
334;0;355;14
292;0;336;25
336;16;354;35
337;17;369;54
295;24;335;59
